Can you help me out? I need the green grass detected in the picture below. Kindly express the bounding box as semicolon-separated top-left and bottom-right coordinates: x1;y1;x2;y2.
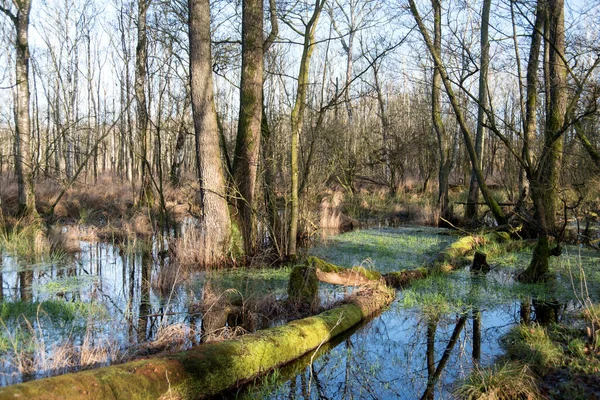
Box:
0;300;106;324
454;361;541;400
202;266;293;300
310;227;454;273
35;275;99;296
502;324;563;372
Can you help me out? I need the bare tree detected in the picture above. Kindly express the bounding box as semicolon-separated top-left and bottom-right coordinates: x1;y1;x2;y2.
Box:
287;0;327;257
189;0;231;265
232;0;264;257
0;0;37;217
465;0;491;220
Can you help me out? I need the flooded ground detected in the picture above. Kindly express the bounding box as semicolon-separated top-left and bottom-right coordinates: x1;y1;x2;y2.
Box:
238;229;600;399
1;226;599;398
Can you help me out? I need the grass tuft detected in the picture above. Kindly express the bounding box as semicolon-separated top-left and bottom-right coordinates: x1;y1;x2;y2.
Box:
454;361;542;400
502;324;562;372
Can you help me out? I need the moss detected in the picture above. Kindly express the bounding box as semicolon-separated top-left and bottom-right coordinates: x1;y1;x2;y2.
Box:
492;231;511;243
287;265;319;311
307;256;381;283
306;256;343;273
349;266;381;280
0;287;394;399
424;235;478;271
383;268;428;288
228;220;244;259
502;324;562;372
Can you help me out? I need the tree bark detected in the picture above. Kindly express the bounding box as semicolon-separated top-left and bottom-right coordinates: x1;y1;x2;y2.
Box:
288;0;325;257
135;0;154;207
431;0;454;224
189;0;231;266
466;0;491;220
2;1;37;218
520;0;566;282
232;0;264;257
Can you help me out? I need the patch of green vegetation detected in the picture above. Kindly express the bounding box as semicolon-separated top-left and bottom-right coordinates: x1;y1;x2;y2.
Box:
35;275;98;295
228;221;244;259
311;227;454;273
454;361;541;400
0;300;106;324
0;220;50;261
502;324;562;372
203;266;292;300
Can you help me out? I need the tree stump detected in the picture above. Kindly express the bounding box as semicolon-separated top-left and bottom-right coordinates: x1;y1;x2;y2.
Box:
471;251;490;273
287;265;319;312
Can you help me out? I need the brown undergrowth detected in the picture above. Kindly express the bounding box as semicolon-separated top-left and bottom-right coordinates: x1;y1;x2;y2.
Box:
0;174;197;229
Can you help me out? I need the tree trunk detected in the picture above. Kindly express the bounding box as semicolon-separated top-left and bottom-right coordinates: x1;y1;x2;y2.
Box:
136;0;154;207
431;0;454;223
3;1;37;218
189;0;231;266
232;0;264;257
466;0;491;220
288;0;325;257
520;0;566;282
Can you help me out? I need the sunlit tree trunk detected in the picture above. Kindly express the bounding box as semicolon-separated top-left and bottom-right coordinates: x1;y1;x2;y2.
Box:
232;0;263;257
1;0;37;218
136;0;154;206
520;0;566;282
466;0;491;220
431;0;454;224
189;0;231;265
288;0;325;257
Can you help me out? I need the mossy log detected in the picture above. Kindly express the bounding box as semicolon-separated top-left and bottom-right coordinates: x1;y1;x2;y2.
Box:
383;268;429;288
308;256;429;289
423;235;479;271
307;256;382;286
0;287;393;400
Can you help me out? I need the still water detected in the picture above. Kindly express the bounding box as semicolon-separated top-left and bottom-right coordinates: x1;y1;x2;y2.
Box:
0;226;597;398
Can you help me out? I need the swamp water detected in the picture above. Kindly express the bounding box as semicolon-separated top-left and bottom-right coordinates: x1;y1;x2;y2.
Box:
0;227;599;398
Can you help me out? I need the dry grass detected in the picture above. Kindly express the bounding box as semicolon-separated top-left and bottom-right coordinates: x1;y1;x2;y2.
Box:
170;224;205;268
1;312;119;382
320;190;359;232
0;174;198;237
48;225;82;254
124;322;197;359
151;261;189;298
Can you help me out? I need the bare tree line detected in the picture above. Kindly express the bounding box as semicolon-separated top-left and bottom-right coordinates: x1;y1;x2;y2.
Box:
1;0;599;278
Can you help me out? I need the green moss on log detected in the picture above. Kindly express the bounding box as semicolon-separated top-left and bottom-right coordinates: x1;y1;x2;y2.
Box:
307;256;381;286
350;266;381;281
424;235;478;271
383;267;428;288
306;256;343;273
0;287;393;400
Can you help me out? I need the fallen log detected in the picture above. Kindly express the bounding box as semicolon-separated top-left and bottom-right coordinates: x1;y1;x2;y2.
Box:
423;235;480;271
0;286;394;400
307;256;383;287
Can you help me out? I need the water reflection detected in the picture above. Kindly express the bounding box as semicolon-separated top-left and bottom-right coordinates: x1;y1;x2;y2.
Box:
235;300;519;399
1;238;280;386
